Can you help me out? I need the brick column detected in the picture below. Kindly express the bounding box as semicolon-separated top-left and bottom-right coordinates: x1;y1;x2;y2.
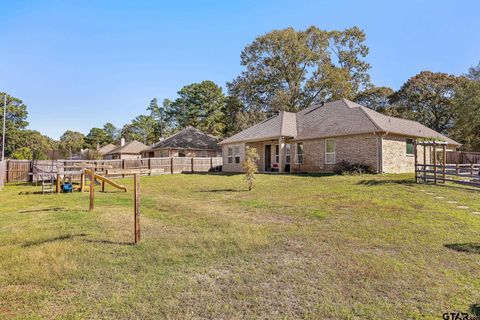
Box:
278;137;285;173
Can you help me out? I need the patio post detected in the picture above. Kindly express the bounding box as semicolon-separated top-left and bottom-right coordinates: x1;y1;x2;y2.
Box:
278;137;285;173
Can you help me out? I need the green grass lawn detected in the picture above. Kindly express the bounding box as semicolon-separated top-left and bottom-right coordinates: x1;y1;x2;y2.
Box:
0;173;479;319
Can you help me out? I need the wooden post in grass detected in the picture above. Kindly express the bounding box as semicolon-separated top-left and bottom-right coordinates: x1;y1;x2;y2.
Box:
134;173;141;244
423;144;427;183
442;144;446;183
170;157;174;174
56;173;61;193
80;172;85;192
89;169;95;211
101;180;105;192
414;140;418;183
433;141;437;185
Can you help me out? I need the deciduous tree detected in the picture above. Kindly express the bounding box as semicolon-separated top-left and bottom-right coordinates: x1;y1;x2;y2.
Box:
0;92;29;156
228;26;371;115
451;78;480;151
354;86;394;112
389;71;462;134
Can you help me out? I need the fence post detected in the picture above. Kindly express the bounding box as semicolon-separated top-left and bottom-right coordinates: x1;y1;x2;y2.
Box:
442;145;446;183
170;157;174;174
471;163;474;177
122;159;126;178
210;157;213;171
433;141;437;185
6;160;9;183
56;173;61;193
191;157;194;173
89;169;95;211
134;173;141;244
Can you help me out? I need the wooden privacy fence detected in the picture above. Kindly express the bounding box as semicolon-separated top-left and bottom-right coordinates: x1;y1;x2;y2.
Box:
0;161;6;188
4;157;223;182
446;151;480;164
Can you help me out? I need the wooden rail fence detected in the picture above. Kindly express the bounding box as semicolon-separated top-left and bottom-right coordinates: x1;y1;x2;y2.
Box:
415;163;480;187
3;157;223;183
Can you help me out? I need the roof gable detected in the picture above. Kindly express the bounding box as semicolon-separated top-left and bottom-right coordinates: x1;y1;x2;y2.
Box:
220;111;296;144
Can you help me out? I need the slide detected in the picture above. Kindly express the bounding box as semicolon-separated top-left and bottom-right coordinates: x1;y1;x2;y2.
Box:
84;169;127;192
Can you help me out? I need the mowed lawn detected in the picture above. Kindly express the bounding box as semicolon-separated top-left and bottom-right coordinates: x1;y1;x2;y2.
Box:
0;173;479;319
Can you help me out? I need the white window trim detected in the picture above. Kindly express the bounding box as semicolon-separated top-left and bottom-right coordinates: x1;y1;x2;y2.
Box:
234;145;241;164
295;142;304;164
285;143;291;164
325;139;336;164
227;147;233;164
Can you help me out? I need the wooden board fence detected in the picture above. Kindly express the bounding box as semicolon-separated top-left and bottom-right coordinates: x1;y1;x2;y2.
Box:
446;151;480;164
4;157;223;182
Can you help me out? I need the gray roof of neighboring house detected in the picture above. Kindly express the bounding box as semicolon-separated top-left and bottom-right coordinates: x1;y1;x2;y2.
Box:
106;140;149;155
219;99;460;145
98;143;117;155
145;126;221;151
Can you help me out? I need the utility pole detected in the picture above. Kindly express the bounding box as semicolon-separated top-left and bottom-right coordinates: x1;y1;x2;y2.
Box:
1;94;6;161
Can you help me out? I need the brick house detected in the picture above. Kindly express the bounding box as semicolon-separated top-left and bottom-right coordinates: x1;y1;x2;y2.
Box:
141;126;221;158
219;99;460;173
104;139;148;160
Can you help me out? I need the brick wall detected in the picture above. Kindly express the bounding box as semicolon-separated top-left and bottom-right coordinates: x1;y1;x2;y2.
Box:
222;142;246;172
290;134;380;173
382;134;456;173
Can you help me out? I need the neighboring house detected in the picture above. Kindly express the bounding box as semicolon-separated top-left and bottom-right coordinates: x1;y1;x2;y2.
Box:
141;126;221;158
97;143;117;157
103;139;148;160
219;99;461;174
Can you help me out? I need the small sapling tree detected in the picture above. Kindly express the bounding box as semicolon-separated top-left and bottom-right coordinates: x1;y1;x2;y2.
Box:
242;147;260;191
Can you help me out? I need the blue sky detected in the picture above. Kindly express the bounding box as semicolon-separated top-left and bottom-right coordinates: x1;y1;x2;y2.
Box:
1;0;479;139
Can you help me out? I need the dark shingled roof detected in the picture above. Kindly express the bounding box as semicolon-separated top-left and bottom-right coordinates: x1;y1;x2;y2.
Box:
147;127;221;151
220;99;460;146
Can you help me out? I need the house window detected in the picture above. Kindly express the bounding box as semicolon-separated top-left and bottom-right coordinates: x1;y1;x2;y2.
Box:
406;139;414;156
296;143;304;164
234;146;241;164
285;143;291;164
325;139;336;164
227;147;233;164
199;150;208;157
275;145;279;163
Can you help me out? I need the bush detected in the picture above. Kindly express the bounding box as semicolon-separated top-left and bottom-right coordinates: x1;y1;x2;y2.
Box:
242;147;260;191
334;160;373;175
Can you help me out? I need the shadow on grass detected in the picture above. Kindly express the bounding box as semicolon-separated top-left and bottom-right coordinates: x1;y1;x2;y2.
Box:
470;304;480;316
22;233;87;248
197;188;246;193
444;243;480;254
82;239;134;246
356;179;415;186
19;207;67;213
